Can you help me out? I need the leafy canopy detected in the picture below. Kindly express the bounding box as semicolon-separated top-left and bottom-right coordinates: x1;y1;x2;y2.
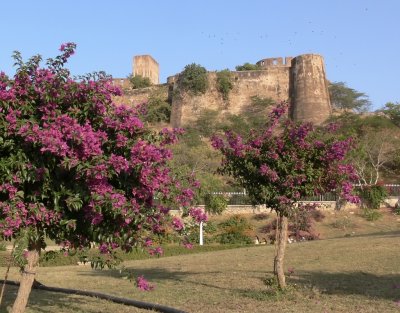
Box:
329;81;371;112
179;63;208;95
212;101;359;215
128;74;152;89
235;63;261;71
0;43;197;254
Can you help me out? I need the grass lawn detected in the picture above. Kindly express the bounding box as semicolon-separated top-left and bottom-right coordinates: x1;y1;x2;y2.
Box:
1;208;400;312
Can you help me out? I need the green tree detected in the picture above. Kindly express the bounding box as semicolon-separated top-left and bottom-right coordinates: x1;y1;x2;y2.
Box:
327;112;400;183
216;69;233;100
329;81;371;112
179;63;208;95
204;193;228;215
128;74;152;89
348;127;400;184
235;62;261;71
380;102;400;127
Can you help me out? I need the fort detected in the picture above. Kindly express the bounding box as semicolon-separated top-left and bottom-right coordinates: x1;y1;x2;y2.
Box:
113;54;332;127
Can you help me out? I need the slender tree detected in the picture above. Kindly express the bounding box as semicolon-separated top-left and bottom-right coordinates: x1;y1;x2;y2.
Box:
212;101;359;289
0;44;196;312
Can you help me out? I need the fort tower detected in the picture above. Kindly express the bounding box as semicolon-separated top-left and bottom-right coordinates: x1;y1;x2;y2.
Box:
132;55;159;85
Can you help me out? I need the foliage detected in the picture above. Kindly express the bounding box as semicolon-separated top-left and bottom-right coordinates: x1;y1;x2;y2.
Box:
235;63;261;71
261;204;325;241
189;109;220;138
0;43;198;259
203;193;228;215
218;232;253;244
168;138;226;202
203;220;218;233
212;101;358;288
362;208;382;221
329;81;371;112
351;128;400;184
205;96;274;138
216;69;233;100
179;63;208;95
128;75;152;89
217;215;253;244
0;241;5;251
394;203;400;215
166;95;275;197
359;184;388;209
330;216;354;230
379;101;400;127
326;112;400;184
144;92;171;123
252;213;269;221
213;101;359;214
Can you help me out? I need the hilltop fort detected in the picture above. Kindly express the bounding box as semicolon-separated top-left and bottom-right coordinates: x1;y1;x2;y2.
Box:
113;54;332;126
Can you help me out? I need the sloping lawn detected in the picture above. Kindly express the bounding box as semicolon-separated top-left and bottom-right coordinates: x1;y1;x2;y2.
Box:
1;224;399;313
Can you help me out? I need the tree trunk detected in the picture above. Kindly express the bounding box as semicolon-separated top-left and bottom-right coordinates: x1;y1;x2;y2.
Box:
11;248;40;313
275;214;288;289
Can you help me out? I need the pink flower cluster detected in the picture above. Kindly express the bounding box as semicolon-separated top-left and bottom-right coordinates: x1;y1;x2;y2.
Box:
212;100;359;212
0;43;198;253
189;207;208;223
136;275;154;291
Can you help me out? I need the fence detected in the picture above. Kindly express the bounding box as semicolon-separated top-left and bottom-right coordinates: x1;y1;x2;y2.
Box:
211;191;251;205
208;184;400;205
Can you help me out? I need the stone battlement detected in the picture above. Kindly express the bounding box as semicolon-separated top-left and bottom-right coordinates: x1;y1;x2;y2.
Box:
256;57;293;68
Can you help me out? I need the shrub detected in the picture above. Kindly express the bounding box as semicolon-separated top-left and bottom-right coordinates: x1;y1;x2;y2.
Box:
217;215;253;244
145;94;171;123
363;209;382;221
0;241;6;251
128;75;152;89
218;232;253;244
204;221;218;234
359;184;388;209
216;69;233;100
204;193;228;215
179;63;208;95
235;62;261;71
260;204;324;241
252;213;269;221
394;203;400;215
330;216;355;230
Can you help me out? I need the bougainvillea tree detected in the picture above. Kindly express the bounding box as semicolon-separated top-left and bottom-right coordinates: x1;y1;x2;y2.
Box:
212;101;359;289
0;44;197;312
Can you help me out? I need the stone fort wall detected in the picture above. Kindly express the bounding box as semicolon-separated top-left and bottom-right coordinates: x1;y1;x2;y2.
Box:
112;54;332;127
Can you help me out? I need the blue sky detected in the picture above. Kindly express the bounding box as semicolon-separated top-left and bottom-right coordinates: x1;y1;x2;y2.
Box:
1;1;398;110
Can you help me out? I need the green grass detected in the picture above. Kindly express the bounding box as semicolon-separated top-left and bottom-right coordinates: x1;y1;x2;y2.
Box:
1;209;400;312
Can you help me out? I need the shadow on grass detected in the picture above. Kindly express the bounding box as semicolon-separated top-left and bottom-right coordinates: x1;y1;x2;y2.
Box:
84;265;400;300
291;271;400;300
0;285;114;313
319;229;400;242
81;264;400;302
81;266;234;291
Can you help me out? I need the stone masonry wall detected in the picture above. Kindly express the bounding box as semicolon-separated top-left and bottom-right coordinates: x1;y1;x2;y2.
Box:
170;67;291;127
